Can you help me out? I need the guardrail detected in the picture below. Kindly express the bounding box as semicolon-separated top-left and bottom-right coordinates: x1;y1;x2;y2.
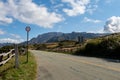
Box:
0;49;15;66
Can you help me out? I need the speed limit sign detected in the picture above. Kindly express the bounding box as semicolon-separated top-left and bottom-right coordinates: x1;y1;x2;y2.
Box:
25;26;31;32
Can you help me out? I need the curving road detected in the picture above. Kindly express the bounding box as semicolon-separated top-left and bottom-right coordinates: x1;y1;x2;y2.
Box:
30;50;120;80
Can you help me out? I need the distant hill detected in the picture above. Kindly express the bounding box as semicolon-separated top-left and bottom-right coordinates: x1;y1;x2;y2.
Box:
0;43;13;48
29;32;63;44
28;32;107;44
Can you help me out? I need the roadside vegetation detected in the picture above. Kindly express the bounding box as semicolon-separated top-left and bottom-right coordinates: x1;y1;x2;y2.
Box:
0;45;37;80
0;45;14;53
30;33;120;60
74;33;120;59
30;40;81;54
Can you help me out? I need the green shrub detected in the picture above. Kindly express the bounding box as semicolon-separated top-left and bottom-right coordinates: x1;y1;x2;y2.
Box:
74;34;120;59
0;45;14;53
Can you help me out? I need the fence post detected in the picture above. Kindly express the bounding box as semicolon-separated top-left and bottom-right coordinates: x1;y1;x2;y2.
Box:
15;44;19;68
7;54;10;58
0;55;3;63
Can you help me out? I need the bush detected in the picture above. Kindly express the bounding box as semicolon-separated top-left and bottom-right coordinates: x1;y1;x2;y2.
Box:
74;37;120;59
0;45;14;53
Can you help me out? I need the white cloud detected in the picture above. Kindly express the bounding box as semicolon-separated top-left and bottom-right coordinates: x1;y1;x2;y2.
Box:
10;33;21;39
0;1;13;24
86;0;99;14
83;17;101;23
0;32;24;43
0;29;5;35
104;16;120;33
87;5;98;14
0;0;63;28
0;38;24;43
62;0;90;16
54;4;64;9
88;29;104;33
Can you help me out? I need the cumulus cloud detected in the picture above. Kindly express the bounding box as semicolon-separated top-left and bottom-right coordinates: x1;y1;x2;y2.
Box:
0;32;24;43
10;33;21;39
62;0;90;16
104;16;120;33
0;38;24;43
0;1;13;24
0;0;63;28
83;17;101;23
0;29;5;35
87;5;98;14
0;31;24;43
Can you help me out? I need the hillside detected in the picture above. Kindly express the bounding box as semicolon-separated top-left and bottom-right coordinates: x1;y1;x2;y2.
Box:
0;43;13;48
28;32;107;44
29;32;120;59
75;33;120;59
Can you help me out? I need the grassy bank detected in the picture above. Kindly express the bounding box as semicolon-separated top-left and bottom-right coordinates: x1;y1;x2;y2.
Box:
30;40;81;54
0;52;37;80
74;33;120;59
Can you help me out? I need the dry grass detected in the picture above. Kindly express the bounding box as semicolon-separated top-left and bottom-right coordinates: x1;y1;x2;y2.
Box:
0;52;37;80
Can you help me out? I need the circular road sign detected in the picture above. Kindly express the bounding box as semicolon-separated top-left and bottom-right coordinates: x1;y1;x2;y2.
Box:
25;26;31;32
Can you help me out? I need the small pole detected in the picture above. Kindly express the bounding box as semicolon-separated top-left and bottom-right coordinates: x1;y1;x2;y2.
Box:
15;44;19;68
0;56;3;63
25;26;31;63
27;31;29;62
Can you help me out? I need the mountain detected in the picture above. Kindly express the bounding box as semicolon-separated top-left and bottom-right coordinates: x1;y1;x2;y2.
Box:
28;32;107;44
29;32;63;44
0;43;13;48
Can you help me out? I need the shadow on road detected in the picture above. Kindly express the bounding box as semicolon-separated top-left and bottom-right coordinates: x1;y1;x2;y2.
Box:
103;58;120;63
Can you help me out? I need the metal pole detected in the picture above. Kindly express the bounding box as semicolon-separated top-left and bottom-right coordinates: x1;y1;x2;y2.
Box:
25;26;31;63
27;31;29;62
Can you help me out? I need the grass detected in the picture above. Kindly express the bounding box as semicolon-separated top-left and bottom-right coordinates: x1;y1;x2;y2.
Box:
73;33;120;59
0;52;37;80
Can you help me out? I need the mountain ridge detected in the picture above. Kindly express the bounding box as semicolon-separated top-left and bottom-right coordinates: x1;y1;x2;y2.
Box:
28;32;107;44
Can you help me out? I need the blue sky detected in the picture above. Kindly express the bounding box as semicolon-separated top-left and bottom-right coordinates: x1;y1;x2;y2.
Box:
0;0;120;43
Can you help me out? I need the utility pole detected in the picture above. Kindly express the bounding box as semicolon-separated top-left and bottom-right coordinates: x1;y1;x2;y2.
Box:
78;36;84;43
25;26;31;63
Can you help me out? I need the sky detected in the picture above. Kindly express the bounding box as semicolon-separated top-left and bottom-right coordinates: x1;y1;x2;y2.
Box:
0;0;120;43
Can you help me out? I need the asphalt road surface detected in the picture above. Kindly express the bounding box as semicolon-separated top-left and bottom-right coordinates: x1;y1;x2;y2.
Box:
30;50;120;80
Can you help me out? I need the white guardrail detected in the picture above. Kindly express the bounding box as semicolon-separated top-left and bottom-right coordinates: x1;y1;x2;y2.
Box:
0;49;15;66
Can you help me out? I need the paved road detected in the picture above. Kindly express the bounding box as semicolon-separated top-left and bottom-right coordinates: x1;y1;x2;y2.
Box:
31;50;120;80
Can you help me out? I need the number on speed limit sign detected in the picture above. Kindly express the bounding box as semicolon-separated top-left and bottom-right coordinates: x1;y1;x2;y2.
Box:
25;26;31;32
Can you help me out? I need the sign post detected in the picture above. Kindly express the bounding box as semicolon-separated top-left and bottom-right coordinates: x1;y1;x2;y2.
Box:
25;26;31;63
